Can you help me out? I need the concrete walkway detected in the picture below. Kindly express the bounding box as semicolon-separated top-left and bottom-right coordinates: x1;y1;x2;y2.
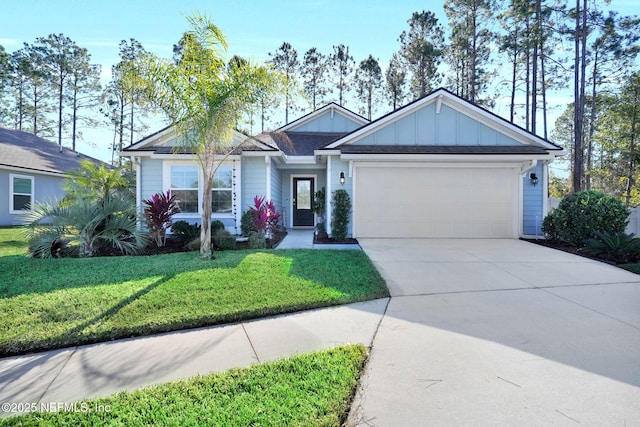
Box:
0;299;388;417
276;228;362;250
348;239;640;426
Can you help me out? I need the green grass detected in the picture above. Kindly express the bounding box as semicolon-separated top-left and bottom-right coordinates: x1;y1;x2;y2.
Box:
1;344;368;426
0;228;387;356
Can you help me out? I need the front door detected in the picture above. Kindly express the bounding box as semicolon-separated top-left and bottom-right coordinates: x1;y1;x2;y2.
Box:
293;177;314;227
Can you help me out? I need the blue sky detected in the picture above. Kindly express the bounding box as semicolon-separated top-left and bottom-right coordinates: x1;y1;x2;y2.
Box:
2;0;638;163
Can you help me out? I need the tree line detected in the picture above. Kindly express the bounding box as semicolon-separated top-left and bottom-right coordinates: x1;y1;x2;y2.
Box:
0;0;639;202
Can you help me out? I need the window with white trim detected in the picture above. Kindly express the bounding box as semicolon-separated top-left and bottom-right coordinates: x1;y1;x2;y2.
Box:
10;174;34;213
212;165;233;214
170;165;198;213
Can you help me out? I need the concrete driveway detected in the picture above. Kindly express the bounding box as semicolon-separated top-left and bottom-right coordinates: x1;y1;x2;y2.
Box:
348;239;640;426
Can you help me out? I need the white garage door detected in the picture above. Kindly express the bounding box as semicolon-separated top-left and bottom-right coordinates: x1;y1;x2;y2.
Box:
354;165;518;238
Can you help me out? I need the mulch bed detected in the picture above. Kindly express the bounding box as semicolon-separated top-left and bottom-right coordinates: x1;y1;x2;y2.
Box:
522;238;640;265
313;234;359;245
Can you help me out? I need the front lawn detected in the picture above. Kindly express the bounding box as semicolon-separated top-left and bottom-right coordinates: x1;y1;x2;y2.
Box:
0;228;387;356
1;344;367;426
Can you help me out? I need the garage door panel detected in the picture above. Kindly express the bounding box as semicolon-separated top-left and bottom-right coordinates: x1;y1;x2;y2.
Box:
355;166;517;238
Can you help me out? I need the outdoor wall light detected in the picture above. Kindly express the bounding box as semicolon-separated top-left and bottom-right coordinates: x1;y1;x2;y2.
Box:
339;171;346;186
529;172;538;186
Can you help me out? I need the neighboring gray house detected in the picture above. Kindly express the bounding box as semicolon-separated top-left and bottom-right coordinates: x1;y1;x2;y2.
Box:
121;88;565;239
0;127;105;226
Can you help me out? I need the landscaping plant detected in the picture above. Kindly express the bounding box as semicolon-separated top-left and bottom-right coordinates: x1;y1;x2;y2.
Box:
249;195;281;239
240;209;258;236
142;190;179;247
542;190;629;246
331;189;351;241
313;187;327;237
170;221;201;246
582;231;640;263
24;196;148;258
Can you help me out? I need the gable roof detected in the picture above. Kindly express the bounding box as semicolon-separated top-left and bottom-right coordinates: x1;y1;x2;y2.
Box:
324;88;564;153
257;131;347;156
278;102;369;132
0;127;106;175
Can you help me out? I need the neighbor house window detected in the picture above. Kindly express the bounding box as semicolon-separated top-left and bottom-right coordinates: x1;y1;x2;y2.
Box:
10;174;34;214
170;165;198;213
211;165;233;214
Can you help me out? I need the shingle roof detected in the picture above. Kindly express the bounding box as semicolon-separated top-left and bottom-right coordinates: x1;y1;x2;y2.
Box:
338;145;550;155
264;131;347;156
0;127;106;174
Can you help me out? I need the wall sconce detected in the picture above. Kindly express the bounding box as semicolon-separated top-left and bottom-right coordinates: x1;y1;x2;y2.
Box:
339;171;345;186
529;172;538;186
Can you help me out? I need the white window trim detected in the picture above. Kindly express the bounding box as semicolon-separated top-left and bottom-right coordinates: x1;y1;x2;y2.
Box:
9;174;34;214
162;160;238;219
211;164;234;217
163;161;200;217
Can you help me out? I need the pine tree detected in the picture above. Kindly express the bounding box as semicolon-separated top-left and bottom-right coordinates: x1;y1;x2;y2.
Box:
398;11;445;100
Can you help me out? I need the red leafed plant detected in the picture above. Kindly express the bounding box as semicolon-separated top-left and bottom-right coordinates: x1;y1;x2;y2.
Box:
249;195;280;237
143;190;179;247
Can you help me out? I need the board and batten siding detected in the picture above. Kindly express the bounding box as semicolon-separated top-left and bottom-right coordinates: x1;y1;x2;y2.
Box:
522;162;545;236
291;111;363;133
352;103;523;147
241;157;267;212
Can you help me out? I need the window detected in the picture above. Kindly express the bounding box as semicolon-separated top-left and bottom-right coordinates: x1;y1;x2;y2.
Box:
10;174;34;214
170;165;198;213
212;165;233;214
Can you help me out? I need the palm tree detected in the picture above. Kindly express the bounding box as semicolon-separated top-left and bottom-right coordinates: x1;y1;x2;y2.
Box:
140;12;282;259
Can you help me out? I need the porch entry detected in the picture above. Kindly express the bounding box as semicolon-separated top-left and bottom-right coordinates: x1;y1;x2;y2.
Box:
292;177;314;227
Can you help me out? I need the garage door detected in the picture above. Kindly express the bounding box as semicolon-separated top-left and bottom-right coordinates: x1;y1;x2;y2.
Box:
354;165;518;238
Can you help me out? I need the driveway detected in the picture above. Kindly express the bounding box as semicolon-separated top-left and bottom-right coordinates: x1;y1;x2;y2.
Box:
348;239;640;426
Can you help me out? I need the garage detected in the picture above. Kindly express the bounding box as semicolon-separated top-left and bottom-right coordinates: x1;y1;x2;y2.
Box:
354;164;519;238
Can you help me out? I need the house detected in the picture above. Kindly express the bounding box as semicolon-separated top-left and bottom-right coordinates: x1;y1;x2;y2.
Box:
0;127;106;226
120;88;565;239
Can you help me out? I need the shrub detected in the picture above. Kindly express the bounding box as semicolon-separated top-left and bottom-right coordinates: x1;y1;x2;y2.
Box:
249;232;266;249
24;196;148;258
143;190;179;247
331;189;351;241
313;187;327;234
211;220;226;235
249;195;281;237
213;228;236;251
541;190;628;246
170;221;201;246
582;231;640;262
241;210;258;236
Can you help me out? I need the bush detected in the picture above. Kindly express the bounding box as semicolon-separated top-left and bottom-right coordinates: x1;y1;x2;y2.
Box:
142;190;179;247
241;210;257;236
313;187;326;234
211;220;226;235
582;231;640;262
248;232;266;249
170;221;201;246
24;196;148;258
542;190;629;246
213;228;236;251
331;189;351;241
249;196;281;237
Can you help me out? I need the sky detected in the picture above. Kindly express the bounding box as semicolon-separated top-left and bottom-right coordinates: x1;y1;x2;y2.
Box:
2;0;638;164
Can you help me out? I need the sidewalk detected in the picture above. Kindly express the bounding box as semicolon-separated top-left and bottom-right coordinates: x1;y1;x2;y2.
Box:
0;298;389;417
